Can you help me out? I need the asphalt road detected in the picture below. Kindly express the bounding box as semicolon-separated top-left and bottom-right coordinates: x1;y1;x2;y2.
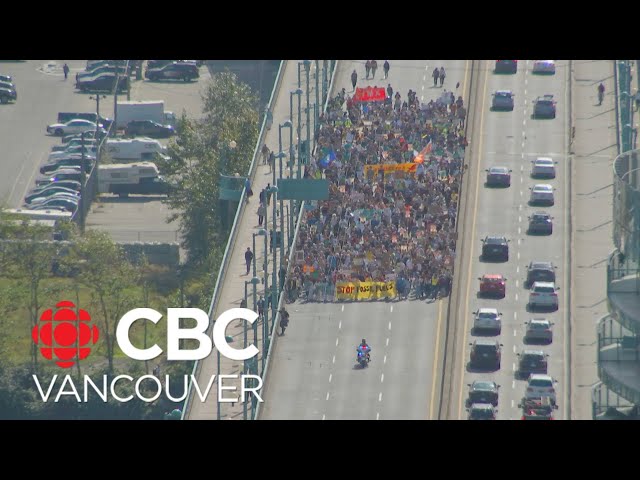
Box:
258;59;469;420
447;60;571;420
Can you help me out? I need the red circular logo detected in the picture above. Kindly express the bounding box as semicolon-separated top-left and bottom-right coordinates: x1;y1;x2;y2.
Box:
31;300;99;368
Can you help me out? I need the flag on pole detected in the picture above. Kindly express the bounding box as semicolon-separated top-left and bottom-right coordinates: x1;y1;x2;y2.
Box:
319;149;336;169
413;140;433;164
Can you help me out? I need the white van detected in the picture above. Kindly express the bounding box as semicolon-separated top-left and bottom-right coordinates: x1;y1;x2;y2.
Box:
104;137;168;161
2;208;73;222
97;162;160;194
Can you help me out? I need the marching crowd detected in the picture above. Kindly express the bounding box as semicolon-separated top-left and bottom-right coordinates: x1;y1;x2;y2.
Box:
285;71;469;302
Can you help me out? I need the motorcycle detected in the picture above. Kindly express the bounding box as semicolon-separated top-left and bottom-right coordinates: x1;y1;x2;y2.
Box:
357;351;370;368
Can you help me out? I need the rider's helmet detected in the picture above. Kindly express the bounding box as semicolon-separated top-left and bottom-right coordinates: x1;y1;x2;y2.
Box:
361;339;367;346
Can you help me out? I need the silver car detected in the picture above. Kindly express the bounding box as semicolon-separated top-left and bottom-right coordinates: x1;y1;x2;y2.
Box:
491;90;514;110
532;60;556;74
529;281;559;310
531;157;557;179
524;318;554;343
529;184;555;205
473;308;502;334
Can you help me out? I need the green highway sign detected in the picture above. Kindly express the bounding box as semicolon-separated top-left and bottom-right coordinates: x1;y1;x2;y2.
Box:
277;179;329;201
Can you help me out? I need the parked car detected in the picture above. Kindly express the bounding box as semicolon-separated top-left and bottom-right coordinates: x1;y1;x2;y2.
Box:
491;90;514;110
526;261;556;286
125;120;175;138
77;65;128;80
27;197;79;213
517;349;549;377
25;186;80;204
28;192;81;207
0;74;13;83
524;318;554;343
30;180;82;192
485;166;512;187
532;60;556;75
76;73;129;93
478;274;506;298
146;62;199;82
85;60;128;72
36;168;83;186
466;380;500;407
529;281;559;310
62;129;107;143
52;138;98;152
40;157;93;175
469;339;503;370
533;94;556;118
495;60;517;73
49;145;98;160
531;157;557;178
473;308;502;335
467;403;497;420
529;184;555;206
528;211;553;234
47;119;101;136
0;86;17;104
481;236;509;261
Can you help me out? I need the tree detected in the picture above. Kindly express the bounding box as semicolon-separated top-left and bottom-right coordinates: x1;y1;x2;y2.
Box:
67;230;139;374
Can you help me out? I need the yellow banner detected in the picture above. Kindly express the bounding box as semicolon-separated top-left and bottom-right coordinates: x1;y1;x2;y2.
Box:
364;163;417;175
335;281;397;300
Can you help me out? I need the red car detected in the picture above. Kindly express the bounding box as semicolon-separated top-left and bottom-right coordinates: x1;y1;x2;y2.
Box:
478;274;506;298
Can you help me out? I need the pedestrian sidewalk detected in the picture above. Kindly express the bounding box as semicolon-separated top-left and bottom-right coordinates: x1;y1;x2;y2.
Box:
570;60;617;419
186;60;323;420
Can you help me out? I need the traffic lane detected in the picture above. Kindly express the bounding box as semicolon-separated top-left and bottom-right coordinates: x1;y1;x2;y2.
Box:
0;60;92;207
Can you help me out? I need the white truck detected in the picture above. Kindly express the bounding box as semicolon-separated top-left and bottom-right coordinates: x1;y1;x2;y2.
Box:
97;162;172;197
104;137;169;161
115;100;176;129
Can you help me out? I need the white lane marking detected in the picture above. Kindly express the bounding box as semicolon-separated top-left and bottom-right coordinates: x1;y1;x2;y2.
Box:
518;226;521;235
515;293;519;301
386;338;389;346
388;321;392;330
516;280;519;288
512;380;516;389
523;120;526;126
329;374;332;383
513;345;517;353
384;355;387;364
516;266;520;273
421;95;424;101
322;414;326;420
519;204;523;211
514;329;517;337
517;252;521;260
332;355;336;364
514;312;517;320
520;190;523;196
520;165;524;171
390;305;393;313
425;65;428;71
326;392;330;401
511;400;515;408
517;238;521;245
422;85;425;91
512;362;516;371
379;392;383;402
518;215;522;223
341;305;344;312
339;320;342;329
376;412;380;420
335;338;339;347
381;374;384;383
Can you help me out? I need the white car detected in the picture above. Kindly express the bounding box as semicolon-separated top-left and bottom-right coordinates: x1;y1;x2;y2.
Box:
473;308;502;334
524;318;554;343
531;157;556;178
27;192;81;206
529;184;555;205
532;60;556;74
47;119;101;136
525;374;557;403
529;281;559;310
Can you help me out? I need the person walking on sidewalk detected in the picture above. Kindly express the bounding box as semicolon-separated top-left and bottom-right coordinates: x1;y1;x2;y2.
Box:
265;183;272;206
597;82;605;106
279;308;290;336
257;201;266;227
244;177;253;203
439;67;446;87
261;144;270;165
371;60;378;79
268;150;275;173
63;63;70;80
365;60;371;80
257;296;265;318
383;60;390;79
351;69;358;91
432;67;440;87
245;247;253;275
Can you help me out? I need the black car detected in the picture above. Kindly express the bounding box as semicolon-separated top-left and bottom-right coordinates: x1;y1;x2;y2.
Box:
146;62;199;82
147;60;178;70
76;74;129;93
125;120;175;138
40;157;93;175
495;60;517;74
517;350;548;377
533;95;556;119
466;380;499;407
0;87;17;104
78;65;128;80
485;166;512;187
526;261;556;286
467;403;497;420
469;339;502;370
36;169;84;186
481;236;509;261
528;211;553;234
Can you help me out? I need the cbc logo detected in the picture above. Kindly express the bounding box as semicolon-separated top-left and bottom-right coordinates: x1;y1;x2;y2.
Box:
31;300;100;368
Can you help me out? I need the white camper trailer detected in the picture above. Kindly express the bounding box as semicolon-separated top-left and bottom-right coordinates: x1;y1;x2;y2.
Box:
97;162;160;194
115;100;176;128
104;137;168;161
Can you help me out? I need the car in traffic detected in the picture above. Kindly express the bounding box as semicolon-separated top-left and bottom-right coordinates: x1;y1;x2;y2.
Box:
27;197;79;213
485;166;512;187
533;94;557;118
519;397;556;420
517;349;549;377
478;274;506;298
76;73;129;93
526;261;556;286
145;62;199;82
524;318;554;344
47;119;101;136
532;60;556;75
531;157;557;179
469;339;502;370
495;60;517;74
481;236;509;261
125;120;175;138
466;381;500;407
529;184;555;206
24;186;81;204
467;403;497;420
473;308;502;335
528;281;559;310
491;90;515;110
527;211;553;234
525;374;557;403
0;86;17;104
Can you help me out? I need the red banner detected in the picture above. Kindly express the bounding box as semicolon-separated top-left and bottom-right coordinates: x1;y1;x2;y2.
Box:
353;87;386;103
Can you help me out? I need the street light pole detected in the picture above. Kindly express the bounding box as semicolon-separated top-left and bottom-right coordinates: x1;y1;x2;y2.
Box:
315;60;320;125
79;130;87;234
262;205;269;373
322;60;328;105
304;60;311;179
270;186;278;326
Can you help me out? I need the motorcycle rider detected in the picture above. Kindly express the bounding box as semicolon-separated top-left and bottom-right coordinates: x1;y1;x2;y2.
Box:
357;339;371;363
